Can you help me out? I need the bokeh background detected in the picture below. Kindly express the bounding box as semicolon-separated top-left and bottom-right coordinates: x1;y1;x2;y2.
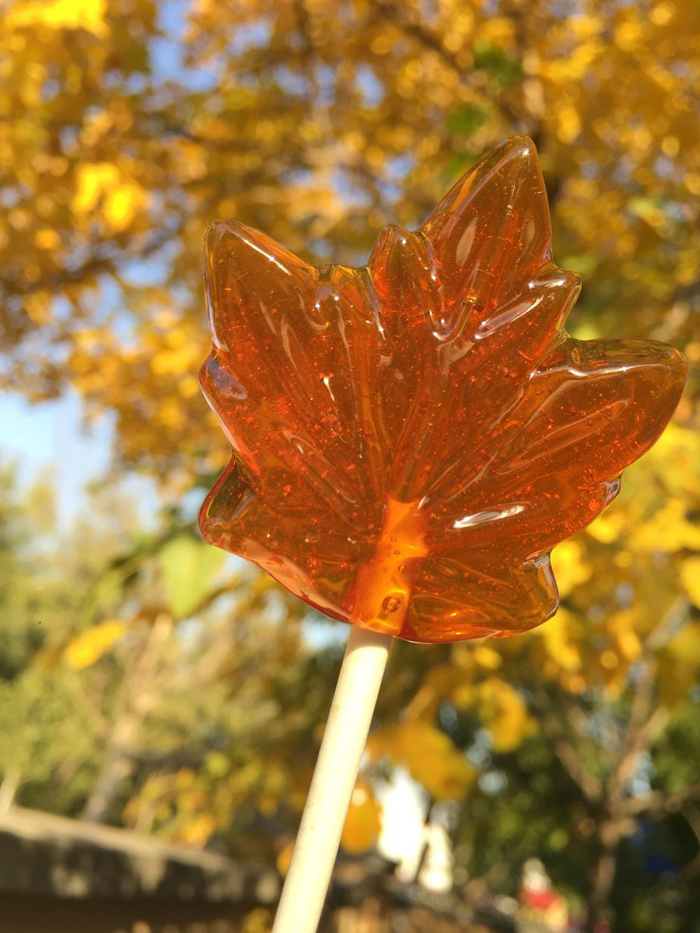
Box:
1;1;699;931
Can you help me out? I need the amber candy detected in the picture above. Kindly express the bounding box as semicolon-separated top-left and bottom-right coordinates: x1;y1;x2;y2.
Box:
199;136;687;643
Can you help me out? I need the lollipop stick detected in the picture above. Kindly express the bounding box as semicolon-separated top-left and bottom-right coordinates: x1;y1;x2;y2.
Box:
272;625;392;933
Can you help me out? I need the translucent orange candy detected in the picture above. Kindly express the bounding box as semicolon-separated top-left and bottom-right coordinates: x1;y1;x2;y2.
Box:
199;136;687;643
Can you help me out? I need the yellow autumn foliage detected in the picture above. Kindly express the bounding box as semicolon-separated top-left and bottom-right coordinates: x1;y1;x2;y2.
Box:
679;558;700;608
476;678;536;753
540;610;583;674
369;721;475;801
275;842;294;878
7;0;108;36
178;813;217;847
72;163;150;232
666;623;700;669
64;620;126;670
340;782;383;854
550;541;592;597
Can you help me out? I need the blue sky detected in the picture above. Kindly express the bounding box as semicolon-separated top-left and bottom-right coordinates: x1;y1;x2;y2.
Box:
0;0;324;535
0;389;159;530
0;2;209;533
0;391;108;517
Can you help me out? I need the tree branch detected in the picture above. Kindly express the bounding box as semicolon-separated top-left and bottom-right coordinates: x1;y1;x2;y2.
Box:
371;0;522;126
619;783;700;819
532;689;602;805
607;598;687;807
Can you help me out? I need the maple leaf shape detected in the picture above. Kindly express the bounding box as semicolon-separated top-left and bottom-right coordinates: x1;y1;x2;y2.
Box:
199;136;687;643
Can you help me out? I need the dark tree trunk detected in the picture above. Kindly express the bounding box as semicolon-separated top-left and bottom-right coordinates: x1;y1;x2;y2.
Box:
584;835;616;933
81;615;171;823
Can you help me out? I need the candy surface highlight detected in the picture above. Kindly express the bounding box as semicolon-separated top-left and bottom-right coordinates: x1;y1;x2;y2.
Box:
199;136;687;643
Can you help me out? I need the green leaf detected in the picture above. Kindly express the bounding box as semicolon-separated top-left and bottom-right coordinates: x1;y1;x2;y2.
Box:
559;253;599;277
447;104;488;137
473;42;523;89
158;534;224;619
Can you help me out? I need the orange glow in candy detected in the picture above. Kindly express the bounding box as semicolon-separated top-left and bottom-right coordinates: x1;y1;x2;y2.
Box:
199;137;687;643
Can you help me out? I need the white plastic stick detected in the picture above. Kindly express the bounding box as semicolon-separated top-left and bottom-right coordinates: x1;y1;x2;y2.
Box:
272;625;393;933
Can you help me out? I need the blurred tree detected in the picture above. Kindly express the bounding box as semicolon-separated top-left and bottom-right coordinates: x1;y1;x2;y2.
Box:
0;462;338;859
0;464;126;815
381;425;700;932
0;2;699;931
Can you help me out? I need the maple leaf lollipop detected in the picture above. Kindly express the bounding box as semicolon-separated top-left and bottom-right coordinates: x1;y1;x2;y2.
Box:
198;137;687;932
200;136;687;644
